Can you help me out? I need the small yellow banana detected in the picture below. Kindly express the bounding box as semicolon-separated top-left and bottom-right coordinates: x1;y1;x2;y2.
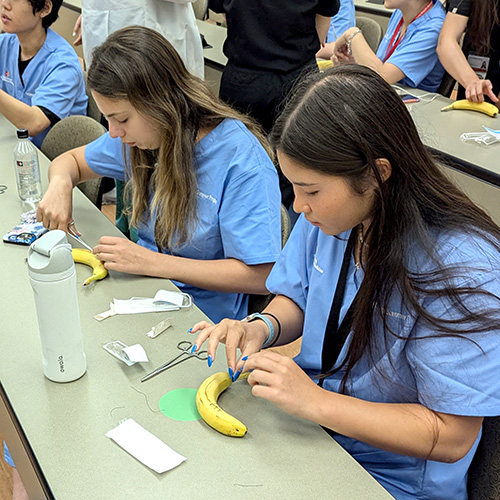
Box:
196;371;249;437
441;99;499;117
71;248;108;286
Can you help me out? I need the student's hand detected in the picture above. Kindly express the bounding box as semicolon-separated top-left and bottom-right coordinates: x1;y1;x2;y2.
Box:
332;30;355;65
244;350;321;420
316;41;336;60
465;79;499;103
93;236;155;274
73;15;82;46
190;318;268;379
37;178;74;231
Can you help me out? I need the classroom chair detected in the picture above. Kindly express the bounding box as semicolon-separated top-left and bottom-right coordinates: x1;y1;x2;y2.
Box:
355;16;384;53
436;71;457;98
192;0;208;20
40;115;106;207
247;204;292;314
467;416;500;500
83;70;103;124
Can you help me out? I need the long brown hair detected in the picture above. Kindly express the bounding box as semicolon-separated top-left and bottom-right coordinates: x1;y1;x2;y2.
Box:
271;65;500;391
88;25;272;250
447;0;499;55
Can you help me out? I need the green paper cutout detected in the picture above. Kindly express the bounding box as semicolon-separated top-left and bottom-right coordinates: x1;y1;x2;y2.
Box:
159;388;201;421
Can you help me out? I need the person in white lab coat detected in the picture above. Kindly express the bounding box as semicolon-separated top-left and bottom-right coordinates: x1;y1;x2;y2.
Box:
73;0;204;78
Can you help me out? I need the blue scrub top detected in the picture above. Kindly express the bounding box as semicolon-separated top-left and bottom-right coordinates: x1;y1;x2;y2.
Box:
267;215;500;500
326;0;355;42
85;118;282;323
376;0;445;92
0;29;88;147
3;442;14;467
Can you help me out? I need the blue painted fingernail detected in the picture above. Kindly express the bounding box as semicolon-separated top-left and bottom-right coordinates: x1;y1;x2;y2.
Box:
187;328;193;333
232;369;242;382
228;367;234;379
190;344;197;354
208;355;213;368
241;356;248;361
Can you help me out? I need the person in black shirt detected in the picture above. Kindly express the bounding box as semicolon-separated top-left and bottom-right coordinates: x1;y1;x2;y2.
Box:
437;0;500;103
209;0;339;207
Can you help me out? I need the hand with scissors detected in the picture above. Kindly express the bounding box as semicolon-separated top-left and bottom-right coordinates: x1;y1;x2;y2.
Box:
37;145;101;232
141;341;208;382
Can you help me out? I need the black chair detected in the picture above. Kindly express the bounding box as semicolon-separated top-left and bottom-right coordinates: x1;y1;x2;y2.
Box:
467;416;500;500
436;71;456;98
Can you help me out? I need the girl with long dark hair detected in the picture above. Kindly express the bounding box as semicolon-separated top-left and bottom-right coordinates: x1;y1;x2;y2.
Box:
191;65;500;499
437;0;500;102
37;26;281;323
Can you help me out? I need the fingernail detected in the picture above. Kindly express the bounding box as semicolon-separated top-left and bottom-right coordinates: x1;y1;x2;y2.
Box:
187;328;192;333
190;344;197;354
232;369;241;382
207;355;213;368
228;367;234;379
241;356;248;361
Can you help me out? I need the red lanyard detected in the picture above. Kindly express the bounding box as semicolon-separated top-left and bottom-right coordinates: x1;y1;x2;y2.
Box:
382;0;434;62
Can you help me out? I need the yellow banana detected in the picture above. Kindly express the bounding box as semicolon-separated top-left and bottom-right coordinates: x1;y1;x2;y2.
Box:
196;371;249;437
71;248;108;286
441;99;499;117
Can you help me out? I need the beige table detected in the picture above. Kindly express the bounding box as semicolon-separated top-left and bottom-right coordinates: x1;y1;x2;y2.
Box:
405;88;500;186
0;116;393;499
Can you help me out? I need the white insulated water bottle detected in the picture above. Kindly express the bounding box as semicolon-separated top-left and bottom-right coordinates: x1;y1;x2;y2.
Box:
28;230;87;382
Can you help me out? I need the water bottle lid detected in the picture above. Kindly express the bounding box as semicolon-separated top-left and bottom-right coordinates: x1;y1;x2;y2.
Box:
17;129;29;139
28;230;75;281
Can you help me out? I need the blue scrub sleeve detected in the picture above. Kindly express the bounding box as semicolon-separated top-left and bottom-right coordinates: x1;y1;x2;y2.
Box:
3;441;15;467
407;270;500;416
84;133;127;181
327;0;355;42
378;21;442;88
218;159;281;265
266;215;310;311
31;61;87;120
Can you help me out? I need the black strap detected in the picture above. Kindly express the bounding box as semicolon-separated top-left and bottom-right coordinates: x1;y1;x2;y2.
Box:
318;229;358;388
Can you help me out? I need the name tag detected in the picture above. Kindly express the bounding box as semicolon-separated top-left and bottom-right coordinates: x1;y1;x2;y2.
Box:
468;53;490;80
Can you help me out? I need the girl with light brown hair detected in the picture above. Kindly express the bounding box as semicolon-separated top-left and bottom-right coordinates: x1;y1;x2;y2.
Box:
37;25;282;323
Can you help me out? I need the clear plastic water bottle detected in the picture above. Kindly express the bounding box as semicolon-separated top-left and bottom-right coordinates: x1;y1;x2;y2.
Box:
13;128;42;203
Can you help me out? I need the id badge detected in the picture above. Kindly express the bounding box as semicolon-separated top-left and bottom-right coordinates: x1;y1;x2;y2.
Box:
468;53;490;80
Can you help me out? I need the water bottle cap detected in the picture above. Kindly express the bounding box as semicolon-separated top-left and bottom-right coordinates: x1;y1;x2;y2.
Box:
17;129;29;139
28;230;75;281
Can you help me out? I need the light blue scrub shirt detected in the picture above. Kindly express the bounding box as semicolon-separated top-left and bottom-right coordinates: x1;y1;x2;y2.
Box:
3;442;14;467
326;0;355;42
85;118;281;323
376;0;445;92
0;29;88;148
267;214;500;500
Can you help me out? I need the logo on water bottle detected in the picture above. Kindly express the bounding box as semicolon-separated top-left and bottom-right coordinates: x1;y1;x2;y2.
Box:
16;161;23;166
58;355;65;373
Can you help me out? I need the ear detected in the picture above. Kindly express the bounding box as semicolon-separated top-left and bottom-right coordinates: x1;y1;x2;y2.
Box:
39;0;53;18
374;158;392;183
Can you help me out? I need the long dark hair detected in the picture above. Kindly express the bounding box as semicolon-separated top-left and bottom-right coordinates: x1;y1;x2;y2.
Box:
446;0;499;55
88;26;271;250
271;65;500;391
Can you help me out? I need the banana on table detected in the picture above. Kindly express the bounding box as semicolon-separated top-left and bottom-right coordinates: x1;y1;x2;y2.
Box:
441;99;499;117
71;248;108;286
196;371;249;437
